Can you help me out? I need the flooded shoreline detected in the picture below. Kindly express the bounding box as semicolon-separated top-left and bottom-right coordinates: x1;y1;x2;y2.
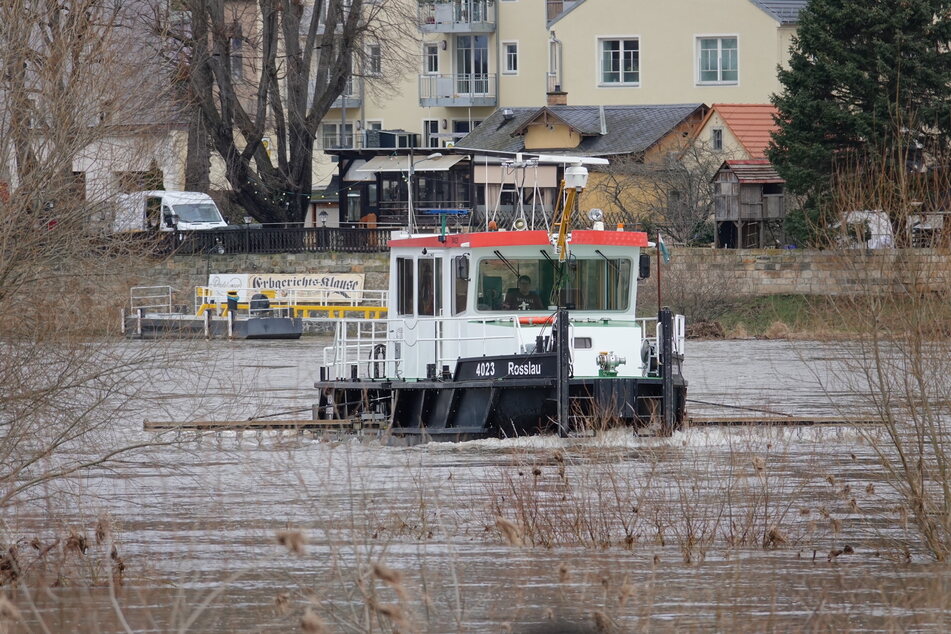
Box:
5;339;951;632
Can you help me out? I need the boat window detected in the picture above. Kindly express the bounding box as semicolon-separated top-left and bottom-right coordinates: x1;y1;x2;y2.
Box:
453;256;468;315
435;258;443;315
417;258;442;316
396;258;414;315
477;257;632;311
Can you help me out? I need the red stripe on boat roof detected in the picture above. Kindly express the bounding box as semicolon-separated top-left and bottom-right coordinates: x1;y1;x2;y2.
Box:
389;230;649;249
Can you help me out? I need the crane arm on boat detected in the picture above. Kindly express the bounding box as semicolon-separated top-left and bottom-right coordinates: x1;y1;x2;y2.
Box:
551;181;580;262
550;164;589;262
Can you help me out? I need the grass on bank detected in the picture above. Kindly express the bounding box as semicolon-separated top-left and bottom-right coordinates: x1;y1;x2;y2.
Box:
681;294;951;339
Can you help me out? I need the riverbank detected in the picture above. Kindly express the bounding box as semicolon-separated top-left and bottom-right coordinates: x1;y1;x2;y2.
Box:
672;293;951;340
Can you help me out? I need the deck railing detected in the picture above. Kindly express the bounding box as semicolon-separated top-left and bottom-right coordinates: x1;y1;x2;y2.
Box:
322;315;532;381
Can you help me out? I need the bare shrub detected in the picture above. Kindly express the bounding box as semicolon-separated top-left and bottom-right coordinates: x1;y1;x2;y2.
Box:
764;321;790;340
811;139;951;560
638;249;748;323
587;138;735;244
484;432;832;561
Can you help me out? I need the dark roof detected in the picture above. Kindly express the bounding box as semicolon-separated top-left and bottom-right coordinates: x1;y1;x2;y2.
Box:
748;0;809;24
718;160;784;184
459;104;707;158
510;107;604;137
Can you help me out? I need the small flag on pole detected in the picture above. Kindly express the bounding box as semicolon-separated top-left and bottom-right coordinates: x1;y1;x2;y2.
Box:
658;233;671;264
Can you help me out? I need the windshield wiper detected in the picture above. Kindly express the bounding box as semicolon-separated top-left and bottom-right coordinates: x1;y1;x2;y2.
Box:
594;249;620;275
539;249;557;270
493;250;521;278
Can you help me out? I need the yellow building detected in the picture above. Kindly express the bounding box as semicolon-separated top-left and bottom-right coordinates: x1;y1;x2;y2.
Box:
313;0;807;222
318;0;804;152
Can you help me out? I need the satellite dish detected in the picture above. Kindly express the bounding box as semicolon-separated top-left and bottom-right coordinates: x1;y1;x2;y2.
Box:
513;217;527;231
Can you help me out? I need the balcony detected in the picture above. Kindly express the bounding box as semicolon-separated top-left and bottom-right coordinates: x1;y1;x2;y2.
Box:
331;77;362;109
310;74;362;110
419;0;496;33
419;73;497;107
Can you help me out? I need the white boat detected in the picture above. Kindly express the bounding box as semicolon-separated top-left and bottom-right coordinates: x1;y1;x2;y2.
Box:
315;159;687;441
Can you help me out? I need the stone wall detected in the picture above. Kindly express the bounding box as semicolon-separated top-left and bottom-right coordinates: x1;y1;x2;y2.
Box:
141;248;951;299
667;248;951;295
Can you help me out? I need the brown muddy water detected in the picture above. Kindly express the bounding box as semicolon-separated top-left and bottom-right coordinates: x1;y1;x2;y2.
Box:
6;339;951;632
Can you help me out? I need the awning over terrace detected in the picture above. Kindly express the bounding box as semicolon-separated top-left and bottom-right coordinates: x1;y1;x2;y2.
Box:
356;154;466;173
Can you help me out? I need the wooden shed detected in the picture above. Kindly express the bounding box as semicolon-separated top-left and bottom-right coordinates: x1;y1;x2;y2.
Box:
713;160;787;248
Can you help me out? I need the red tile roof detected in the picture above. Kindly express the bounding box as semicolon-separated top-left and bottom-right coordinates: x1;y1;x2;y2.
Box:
713;104;780;159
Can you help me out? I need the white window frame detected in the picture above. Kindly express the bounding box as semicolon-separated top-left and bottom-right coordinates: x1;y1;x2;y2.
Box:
423;43;439;74
321;122;354;149
366;42;382;77
597;36;640;87
711;127;723;151
362;120;383;148
502;41;518;75
696;35;739;85
230;28;244;81
422;119;440;148
451;119;482;143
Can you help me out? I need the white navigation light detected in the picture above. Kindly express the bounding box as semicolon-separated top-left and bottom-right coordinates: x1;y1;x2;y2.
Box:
565;164;588;190
587;208;604;222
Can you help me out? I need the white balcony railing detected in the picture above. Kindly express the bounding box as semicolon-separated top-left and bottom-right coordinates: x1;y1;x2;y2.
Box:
419;0;496;33
419;73;497;107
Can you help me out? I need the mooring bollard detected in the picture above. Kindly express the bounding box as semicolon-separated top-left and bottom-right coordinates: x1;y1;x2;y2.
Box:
555;306;570;438
660;306;675;437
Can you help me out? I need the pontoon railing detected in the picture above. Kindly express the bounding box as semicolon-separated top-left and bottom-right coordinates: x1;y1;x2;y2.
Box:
194;286;388;318
130;286;176;314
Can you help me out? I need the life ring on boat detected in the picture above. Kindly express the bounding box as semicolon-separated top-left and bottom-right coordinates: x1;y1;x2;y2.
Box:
518;316;555;326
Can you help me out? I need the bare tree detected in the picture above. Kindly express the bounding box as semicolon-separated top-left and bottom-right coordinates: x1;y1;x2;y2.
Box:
170;0;414;224
0;0;179;515
590;141;737;245
815;146;951;561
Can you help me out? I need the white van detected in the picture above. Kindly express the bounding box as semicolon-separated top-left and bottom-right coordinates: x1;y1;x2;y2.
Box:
114;191;228;232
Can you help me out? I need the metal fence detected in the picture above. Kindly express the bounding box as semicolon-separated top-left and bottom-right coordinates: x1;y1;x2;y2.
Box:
151;226;392;256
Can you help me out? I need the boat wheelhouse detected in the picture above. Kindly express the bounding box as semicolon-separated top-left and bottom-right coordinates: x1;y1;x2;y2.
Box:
315;226;686;441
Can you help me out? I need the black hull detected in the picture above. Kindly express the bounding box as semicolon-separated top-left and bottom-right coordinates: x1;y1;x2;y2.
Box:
314;354;687;442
